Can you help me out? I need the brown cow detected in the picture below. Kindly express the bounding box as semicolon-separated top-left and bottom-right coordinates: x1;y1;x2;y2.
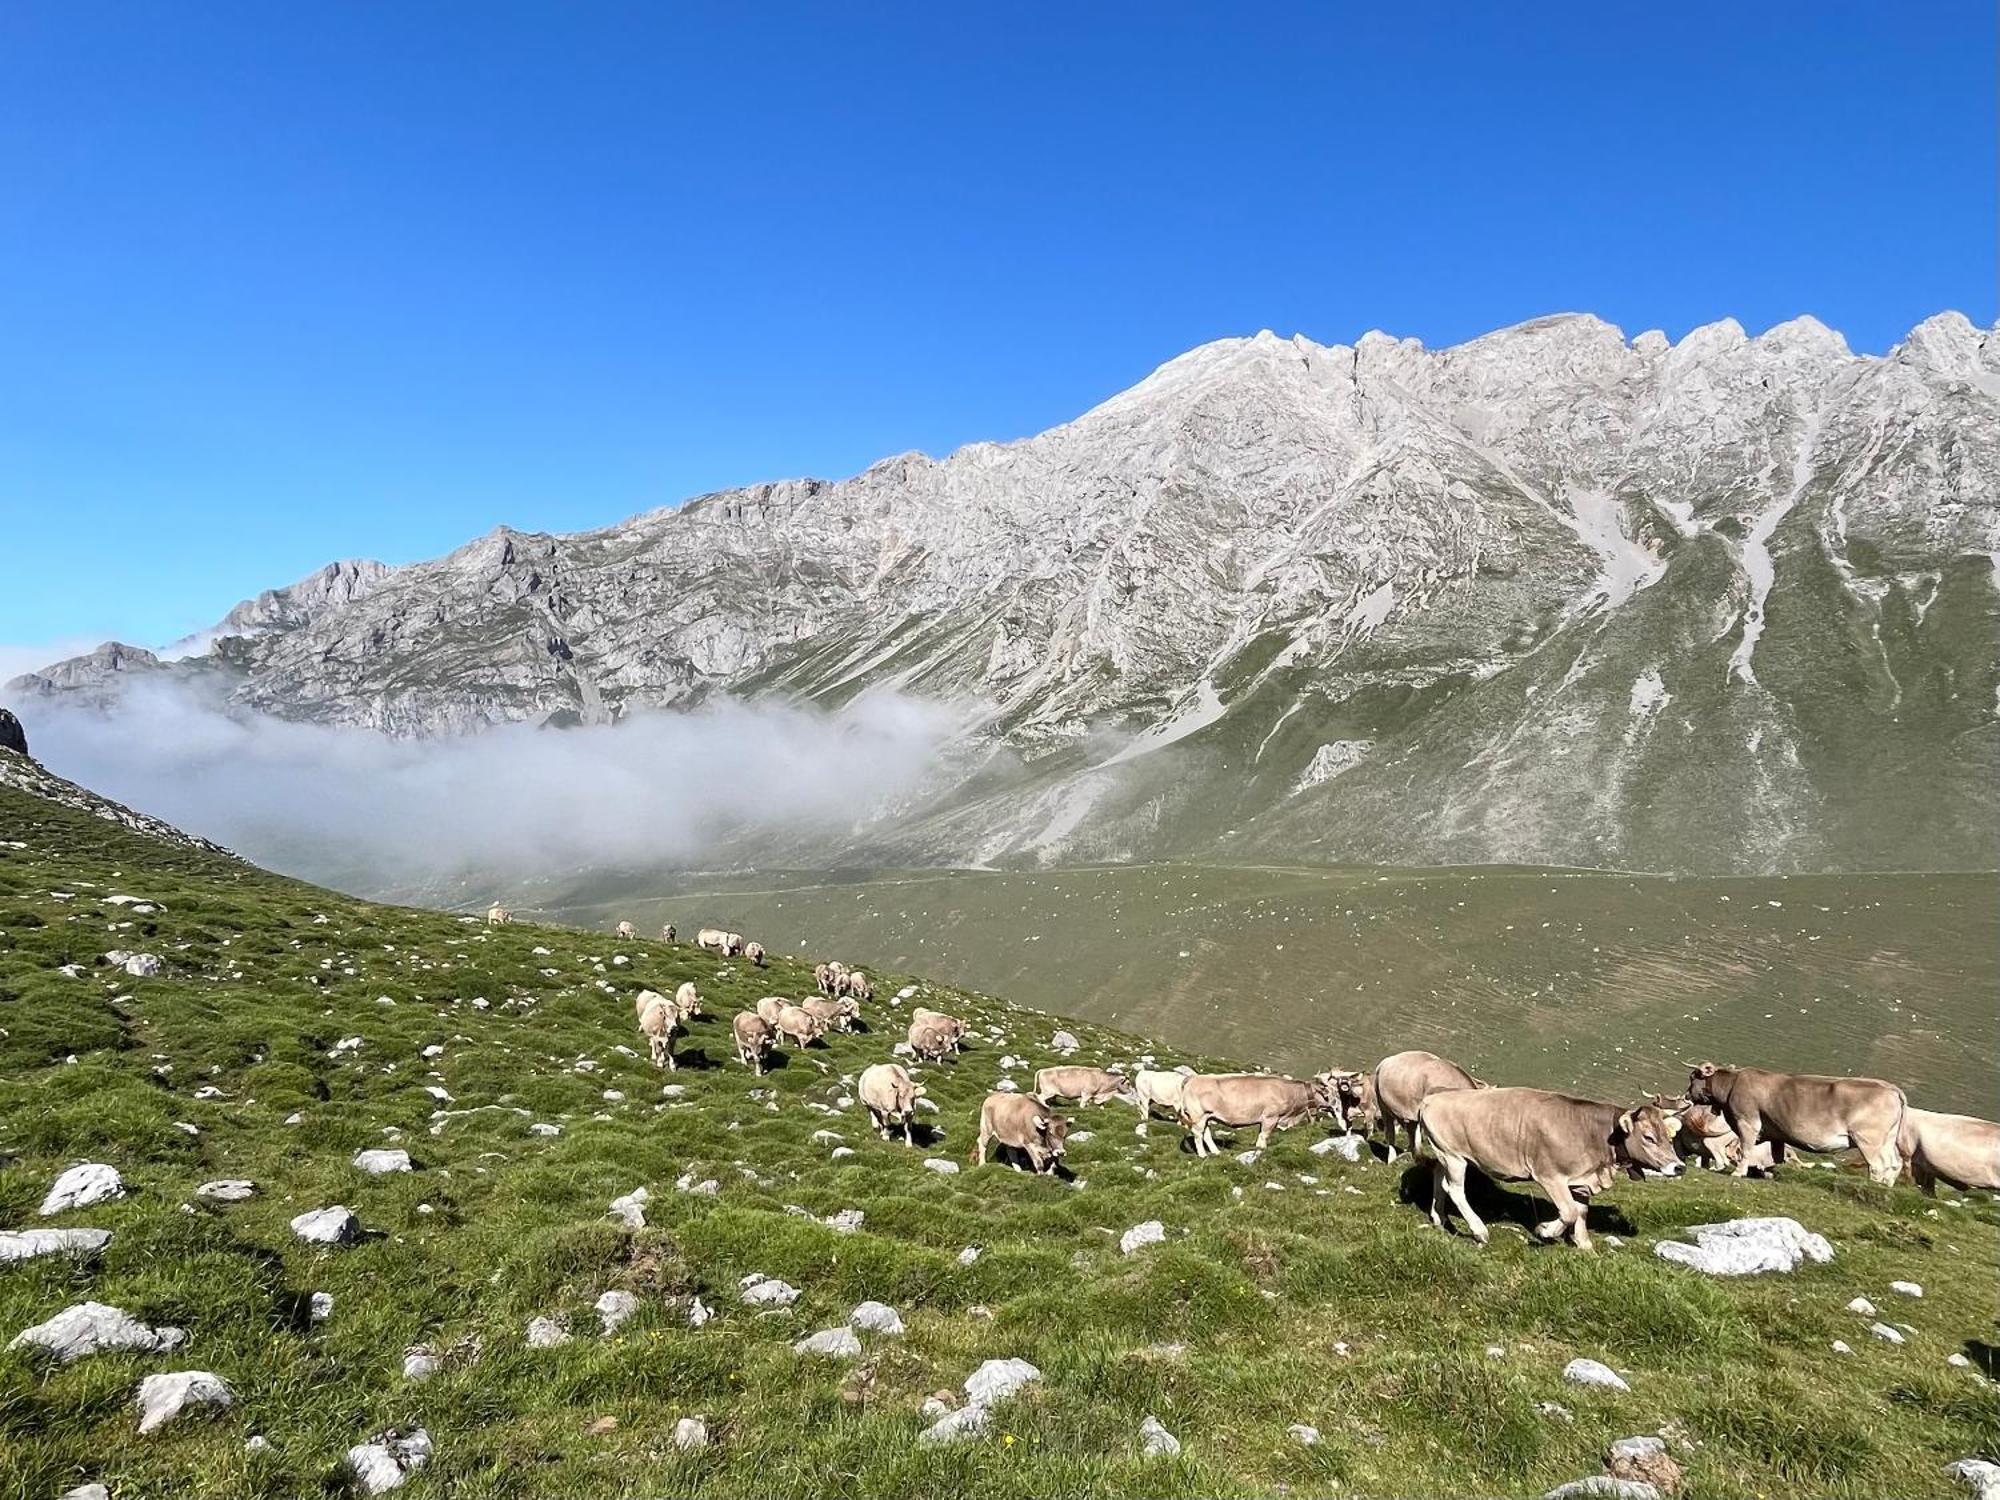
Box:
1898;1107;2000;1195
858;1063;926;1145
1417;1087;1683;1250
1329;1069;1379;1136
660;923;678;944
973;1092;1069;1173
637;994;680;1072
1179;1073;1335;1157
908;1018;958;1062
1661;1097;1773;1174
1033;1066;1132;1108
1372;1050;1486;1160
754;996;791;1027
804;996;860;1033
732;1012;776;1075
773;1004;826;1049
744;941;767;968
1686;1063;1905;1186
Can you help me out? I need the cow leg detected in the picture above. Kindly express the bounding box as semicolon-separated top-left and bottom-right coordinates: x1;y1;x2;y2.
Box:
1256;1119;1275;1150
1730;1114;1763;1177
974;1123;991;1166
901;1118;913;1148
1428;1161;1447;1231
1439;1156;1488;1245
1532;1174;1588;1251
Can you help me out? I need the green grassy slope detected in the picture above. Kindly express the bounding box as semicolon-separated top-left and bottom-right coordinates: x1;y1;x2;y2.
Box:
545;862;1999;1117
2;781;1996;1499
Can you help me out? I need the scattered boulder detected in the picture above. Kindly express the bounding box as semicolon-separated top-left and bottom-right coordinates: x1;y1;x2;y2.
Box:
919;1403;991;1444
197;1180;256;1202
922;1158;960;1175
608;1188;650;1229
822;1208;865;1233
0;1227;112;1264
849;1301;905;1335
957;1246;982;1266
1542;1481;1660;1500
59;1486;109;1500
135;1370;233;1433
1652;1217;1832;1276
40;1163;125;1216
353;1149;413;1174
1868;1322;1905;1345
1562;1358;1630;1392
1120;1220;1166;1255
526;1316;571;1348
1051;1030;1080;1053
1311;1133;1366;1161
740;1277;801;1308
291;1206;361;1245
310;1292;334;1322
402;1346;442;1382
345;1429;433;1494
688;1297;713;1328
1288;1423;1321;1446
1948;1459;2000;1500
596;1290;640;1335
1847;1296;1877;1316
964;1357;1041;1406
794;1326;863;1358
1608;1434;1684;1493
117;952;164;978
674;1416;709;1451
10;1302;185;1364
1139;1414;1181;1457
1890;1280;1924;1298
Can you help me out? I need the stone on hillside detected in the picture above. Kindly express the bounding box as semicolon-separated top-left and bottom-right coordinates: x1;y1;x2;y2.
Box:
526;1316;571;1348
823;1208;865;1233
135;1370;233;1433
964;1357;1041;1406
345;1429;433;1494
595;1290;640;1335
197;1179;256;1202
1608;1434;1685;1493
530;1122;561;1136
919;1402;991;1444
741;1278;801;1307
310;1292;334;1322
10;1302;185;1364
1139;1414;1181;1457
1120;1220;1166;1254
1653;1216;1831;1275
923;1157;959;1174
291;1206;361;1245
1542;1481;1660;1500
957;1246;982;1266
403;1346;442;1381
1051;1030;1080;1053
1948;1459;2000;1500
40;1163;125;1216
1562;1358;1630;1392
0;1227;112;1263
794;1325;863;1358
1891;1280;1924;1297
608;1188;650;1228
1312;1133;1366;1161
830;1147;856;1160
849;1300;905;1335
1289;1423;1321;1446
1536;1402;1575;1422
1830;1339;1852;1354
688;1296;713;1327
674;1416;709;1451
60;1486;110;1500
119;952;163;978
353;1149;413;1174
1847;1296;1877;1316
1869;1322;1905;1344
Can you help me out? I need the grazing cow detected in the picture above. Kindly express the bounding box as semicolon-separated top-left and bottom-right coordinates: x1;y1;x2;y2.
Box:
1898;1108;2000;1195
1373;1050;1486;1161
1417;1088;1683;1250
1131;1068;1193;1121
858;1063;926;1145
814;963;836;996
1179;1073;1336;1157
674;981;702;1019
774;1004;826;1049
661;923;678;944
754;996;791;1027
732;1012;776;1076
485;903;512;926
744;941;767;968
632;988;670;1021
695;928;730;955
723;932;746;957
908;1018;958;1062
843;971;873;1003
637;994;680;1072
974;1092;1070;1173
910;1007;967;1052
1686;1062;1905;1186
1662;1097;1773;1173
1033;1066;1131;1108
616;920;637;940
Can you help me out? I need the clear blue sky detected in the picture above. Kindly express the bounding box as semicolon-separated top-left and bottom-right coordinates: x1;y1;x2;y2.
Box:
2;2;1993;659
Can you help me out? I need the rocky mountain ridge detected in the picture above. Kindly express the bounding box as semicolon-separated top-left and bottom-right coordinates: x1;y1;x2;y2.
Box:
11;311;1999;875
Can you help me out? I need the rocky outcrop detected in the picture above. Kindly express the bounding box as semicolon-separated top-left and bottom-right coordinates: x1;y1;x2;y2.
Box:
13;313;1998;874
0;707;24;756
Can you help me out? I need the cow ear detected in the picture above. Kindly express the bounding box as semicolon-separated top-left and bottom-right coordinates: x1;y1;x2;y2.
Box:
1616;1110;1634;1134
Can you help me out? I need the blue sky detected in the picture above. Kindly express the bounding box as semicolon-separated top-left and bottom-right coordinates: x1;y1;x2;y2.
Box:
2;2;1993;662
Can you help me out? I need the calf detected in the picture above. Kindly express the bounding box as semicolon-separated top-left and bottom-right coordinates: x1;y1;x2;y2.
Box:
1033;1066;1131;1108
974;1092;1069;1173
485;903;512;926
731;1012;775;1076
1686;1062;1905;1185
804;996;859;1033
1131;1068;1192;1121
1373;1050;1485;1161
660;923;678;944
843;970;873;1002
1179;1073;1335;1157
637;994;680;1072
1899;1107;2000;1195
674;981;702;1019
910;1007;967;1052
1665;1097;1773;1173
723;931;746;957
858;1063;926;1145
1418;1087;1682;1250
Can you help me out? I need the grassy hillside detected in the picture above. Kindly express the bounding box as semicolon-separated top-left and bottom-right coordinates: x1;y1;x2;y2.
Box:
1;778;1996;1499
540;862;1999;1117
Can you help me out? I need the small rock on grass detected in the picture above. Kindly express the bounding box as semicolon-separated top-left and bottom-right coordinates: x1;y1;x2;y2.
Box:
596;1290;640;1334
1120;1220;1166;1254
10;1302;185;1364
674;1416;709;1451
1288;1423;1321;1446
1139;1414;1181;1457
346;1429;433;1494
1948;1459;2000;1500
40;1163;125;1216
849;1301;904;1335
1562;1358;1629;1392
794;1326;863;1358
291;1206;361;1245
135;1370;233;1433
1542;1481;1660;1500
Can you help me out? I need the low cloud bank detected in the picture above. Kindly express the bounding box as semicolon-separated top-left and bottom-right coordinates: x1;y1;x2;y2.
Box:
26;684;962;895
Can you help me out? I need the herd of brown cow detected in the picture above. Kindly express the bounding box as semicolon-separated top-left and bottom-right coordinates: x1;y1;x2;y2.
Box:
634;924;1997;1250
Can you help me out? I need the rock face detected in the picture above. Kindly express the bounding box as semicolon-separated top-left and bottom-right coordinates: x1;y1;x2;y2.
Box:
14;314;1997;877
10;1302;187;1363
1653;1216;1834;1275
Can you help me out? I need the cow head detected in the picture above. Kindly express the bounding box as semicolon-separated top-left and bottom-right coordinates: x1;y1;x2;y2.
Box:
1614;1102;1683;1177
1648;1092;1691;1123
1036;1112;1070;1159
1306;1075;1343;1118
1685;1061;1723;1105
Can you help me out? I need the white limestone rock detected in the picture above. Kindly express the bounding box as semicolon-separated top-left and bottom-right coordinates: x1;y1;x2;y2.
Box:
10;1302;186;1364
135;1370;233;1433
1561;1358;1630;1392
40;1163;125;1216
1653;1216;1832;1276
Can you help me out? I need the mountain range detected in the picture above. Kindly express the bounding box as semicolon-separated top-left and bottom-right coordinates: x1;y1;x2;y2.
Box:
11;311;1998;875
